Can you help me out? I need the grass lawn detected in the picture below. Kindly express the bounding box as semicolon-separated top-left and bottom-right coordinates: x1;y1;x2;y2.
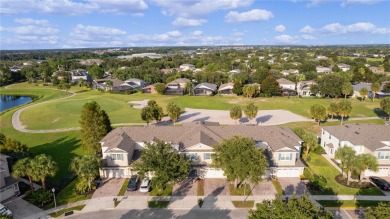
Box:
231;201;255;208
3;82;386;130
197;179;204;196
150;184;173;196
51;178;93;207
306;154;383;196
118;178;130;196
271;179;284;195
228;183;252;196
318;200;385;208
49;205;85;218
148;201;170;208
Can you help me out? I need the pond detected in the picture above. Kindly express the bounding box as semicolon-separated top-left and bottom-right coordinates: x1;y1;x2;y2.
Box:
0;95;33;112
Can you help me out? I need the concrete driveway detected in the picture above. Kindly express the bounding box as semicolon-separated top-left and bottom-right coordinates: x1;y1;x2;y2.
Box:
251;179;277;195
278;177;308;195
92;178;125;198
204;179;229;196
2;197;44;219
172;179;198;196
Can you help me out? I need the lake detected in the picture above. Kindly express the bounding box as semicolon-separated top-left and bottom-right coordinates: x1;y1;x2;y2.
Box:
0;95;33;112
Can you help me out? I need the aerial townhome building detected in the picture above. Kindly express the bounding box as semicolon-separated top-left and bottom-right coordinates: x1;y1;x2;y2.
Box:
321;124;390;177
99;123;305;179
193;83;217;96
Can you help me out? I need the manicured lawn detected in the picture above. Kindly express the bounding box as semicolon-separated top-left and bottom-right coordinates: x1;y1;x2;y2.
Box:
150;184;173;196
231;201;254;208
306;154;383;195
49;205;85;218
148;201;170;208
118;178;130;196
52;178;93;207
228;184;252;196
197;179;204;196
271;179;284;195
318;200;385;208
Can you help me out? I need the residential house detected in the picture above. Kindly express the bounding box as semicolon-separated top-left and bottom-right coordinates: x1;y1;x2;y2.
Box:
10;66;22;72
142;84;157;94
79;59;103;66
321;124;390;177
0;154;20;202
281;69;299;76
377;81;390;99
94;77;132;92
218;83;234;95
193;83;217;96
316;66;332;74
276;78;297;96
228;69;241;75
337;63;351;72
165;78;190;95
124;78;147;90
180;64;195;72
71;69;92;84
369;67;384;74
316;55;329;61
99;123;305;179
352;83;374;99
297;81;317;97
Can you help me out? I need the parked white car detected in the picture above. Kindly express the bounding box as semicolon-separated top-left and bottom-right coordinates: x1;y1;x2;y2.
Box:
139;179;151;193
0;204;12;217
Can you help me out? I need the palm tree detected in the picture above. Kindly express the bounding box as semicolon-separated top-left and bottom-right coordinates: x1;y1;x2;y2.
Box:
335;146;356;185
341;82;353;99
338;100;352;125
186;81;194;96
371;82;380;101
230;106;242;125
70;155;101;191
12;157;35;190
105;80;113;92
31;154;58;189
354;154;378;184
359;87;369;101
166;102;181;124
327;102;339;120
302;133;318;159
243;102;258;124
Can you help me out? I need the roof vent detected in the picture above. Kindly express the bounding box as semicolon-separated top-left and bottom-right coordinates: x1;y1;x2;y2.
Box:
355;131;359;134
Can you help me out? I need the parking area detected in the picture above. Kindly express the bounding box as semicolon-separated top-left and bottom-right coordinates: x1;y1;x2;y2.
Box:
330;209;364;219
278;177;308;195
204;179;229;196
93;178;125;198
124;182;150;196
251;179;277;195
3;197;44;219
172;178;198;196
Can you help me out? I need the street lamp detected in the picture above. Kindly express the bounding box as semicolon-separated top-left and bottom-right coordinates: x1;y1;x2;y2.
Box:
52;188;57;211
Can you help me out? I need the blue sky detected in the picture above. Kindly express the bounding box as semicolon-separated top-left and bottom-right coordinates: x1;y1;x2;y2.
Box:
1;0;389;50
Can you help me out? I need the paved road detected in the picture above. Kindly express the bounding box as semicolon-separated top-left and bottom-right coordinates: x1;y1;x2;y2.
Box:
66;209;249;219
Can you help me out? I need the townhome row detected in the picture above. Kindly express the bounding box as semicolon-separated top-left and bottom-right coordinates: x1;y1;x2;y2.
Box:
321;124;390;177
99;123;305;179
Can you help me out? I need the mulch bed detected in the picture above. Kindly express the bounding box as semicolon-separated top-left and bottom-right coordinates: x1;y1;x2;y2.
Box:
335;174;375;189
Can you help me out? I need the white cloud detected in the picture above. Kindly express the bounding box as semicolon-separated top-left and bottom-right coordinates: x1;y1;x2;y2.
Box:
14;18;50;26
372;28;390;34
322;22;378;34
274;25;286;32
300;25;316;33
153;0;253;18
172;17;207;27
341;0;382;6
232;30;245;36
66;24;127;48
1;0;147;15
167;31;182;37
225;9;273;23
301;34;316;40
191;30;203;36
274;35;299;44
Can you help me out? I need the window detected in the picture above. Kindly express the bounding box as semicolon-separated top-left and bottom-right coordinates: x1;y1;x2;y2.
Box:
329;135;331;140
203;153;211;160
110;154;124;161
279;153;292;161
186;153;198;161
378;152;390;160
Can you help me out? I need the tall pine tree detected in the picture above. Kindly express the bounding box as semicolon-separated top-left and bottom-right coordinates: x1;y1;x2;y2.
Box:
80;101;112;154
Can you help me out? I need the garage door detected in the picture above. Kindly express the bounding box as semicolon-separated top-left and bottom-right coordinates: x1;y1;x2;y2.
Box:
365;167;389;177
0;187;15;202
276;168;302;178
203;168;226;178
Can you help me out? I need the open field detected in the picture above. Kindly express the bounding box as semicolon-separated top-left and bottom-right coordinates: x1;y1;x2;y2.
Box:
1;82;386;130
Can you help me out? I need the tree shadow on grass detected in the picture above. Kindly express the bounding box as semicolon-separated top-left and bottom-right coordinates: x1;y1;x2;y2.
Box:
30;136;82;188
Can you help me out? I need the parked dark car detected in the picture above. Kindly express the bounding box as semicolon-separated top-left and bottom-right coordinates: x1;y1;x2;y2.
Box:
369;176;390;191
127;175;139;191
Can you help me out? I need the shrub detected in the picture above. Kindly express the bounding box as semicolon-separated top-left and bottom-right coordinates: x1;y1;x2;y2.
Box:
27;189;53;207
75;178;96;194
307;174;327;191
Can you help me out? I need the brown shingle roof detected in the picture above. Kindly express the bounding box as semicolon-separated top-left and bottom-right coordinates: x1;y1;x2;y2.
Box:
277;78;295;85
101;124;302;152
323;124;390;151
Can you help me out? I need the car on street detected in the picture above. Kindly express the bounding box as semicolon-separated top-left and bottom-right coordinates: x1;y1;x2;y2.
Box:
0;204;12;217
369;176;390;191
127;175;139;191
139;178;151;193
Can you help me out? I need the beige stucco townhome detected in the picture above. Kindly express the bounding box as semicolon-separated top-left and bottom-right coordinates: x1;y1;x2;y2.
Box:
99;122;305;179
